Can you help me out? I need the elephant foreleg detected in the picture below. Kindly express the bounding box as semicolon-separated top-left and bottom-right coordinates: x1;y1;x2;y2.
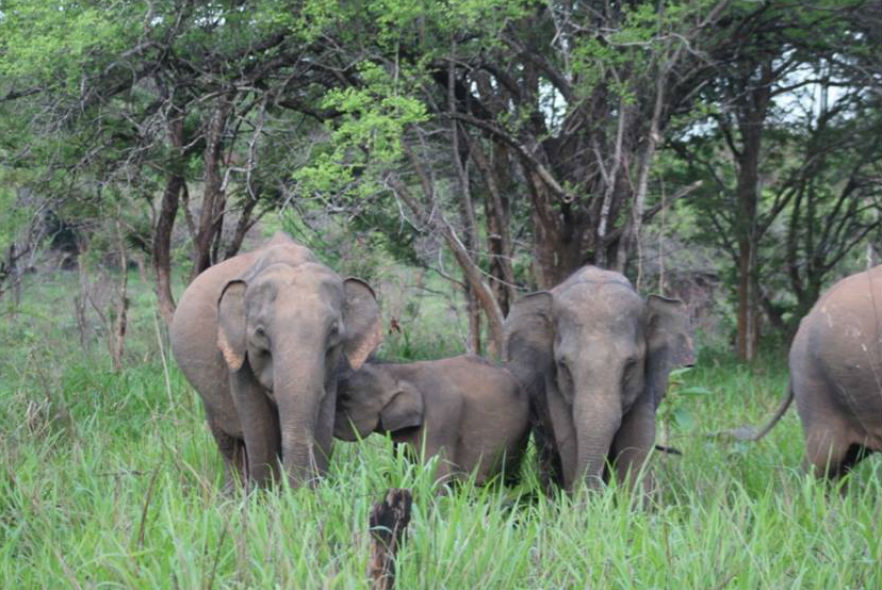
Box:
546;385;578;490
610;398;656;496
312;386;337;477
207;414;247;492
230;370;281;488
406;429;457;489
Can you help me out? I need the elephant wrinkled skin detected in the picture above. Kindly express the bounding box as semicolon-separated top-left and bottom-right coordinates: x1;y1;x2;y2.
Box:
334;355;530;485
504;266;694;493
171;232;382;489
752;265;882;480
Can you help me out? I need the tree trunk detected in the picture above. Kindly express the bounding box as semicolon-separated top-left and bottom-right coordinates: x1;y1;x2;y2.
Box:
154;173;183;326
224;192;261;260
597;99;631;269
471;73;518;310
448;49;486;355
615;55;670;282
388;174;505;356
191;95;235;279
468;135;517;315
464;285;482;355
525;169;582;288
733;62;772;362
735;239;758;361
75;241;91;348
456;164;483;354
110;216;129;372
153;108;185;327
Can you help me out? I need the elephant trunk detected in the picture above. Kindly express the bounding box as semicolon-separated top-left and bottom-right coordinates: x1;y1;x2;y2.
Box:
572;383;622;490
274;345;327;489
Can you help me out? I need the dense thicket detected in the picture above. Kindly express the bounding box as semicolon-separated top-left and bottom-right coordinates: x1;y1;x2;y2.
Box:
1;0;880;359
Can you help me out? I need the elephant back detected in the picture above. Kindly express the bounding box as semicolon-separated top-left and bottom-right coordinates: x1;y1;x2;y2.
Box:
803;265;882;394
237;241;320;283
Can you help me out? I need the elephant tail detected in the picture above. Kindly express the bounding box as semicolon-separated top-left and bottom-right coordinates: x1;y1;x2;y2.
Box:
654;444;683;456
750;381;795;441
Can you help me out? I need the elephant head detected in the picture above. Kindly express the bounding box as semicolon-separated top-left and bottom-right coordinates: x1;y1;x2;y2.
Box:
333;364;424;440
504;272;693;491
216;260;381;488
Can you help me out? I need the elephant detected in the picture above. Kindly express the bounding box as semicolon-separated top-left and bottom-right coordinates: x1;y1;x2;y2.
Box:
503;265;694;493
333;355;530;485
747;265;882;480
171;232;382;490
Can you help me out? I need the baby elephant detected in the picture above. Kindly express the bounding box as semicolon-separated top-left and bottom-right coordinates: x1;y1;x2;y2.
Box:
334;355;530;485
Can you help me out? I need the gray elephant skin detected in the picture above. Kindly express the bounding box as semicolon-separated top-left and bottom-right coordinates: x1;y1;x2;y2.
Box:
752;265;882;479
504;266;694;493
171;232;382;489
334;355;530;485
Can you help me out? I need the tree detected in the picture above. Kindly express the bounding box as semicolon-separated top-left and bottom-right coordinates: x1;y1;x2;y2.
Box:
775;84;882;329
1;1;341;324
670;0;882;359
294;0;733;354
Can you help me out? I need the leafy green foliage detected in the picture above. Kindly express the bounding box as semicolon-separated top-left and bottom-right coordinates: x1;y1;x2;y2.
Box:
293;64;430;198
0;1;138;87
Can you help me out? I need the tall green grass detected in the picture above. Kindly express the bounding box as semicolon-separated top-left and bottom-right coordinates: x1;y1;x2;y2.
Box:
1;271;879;589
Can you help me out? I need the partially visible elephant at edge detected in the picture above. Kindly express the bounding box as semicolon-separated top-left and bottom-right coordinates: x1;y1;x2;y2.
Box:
171;232;382;489
334;355;530;485
504;266;694;493
749;265;882;480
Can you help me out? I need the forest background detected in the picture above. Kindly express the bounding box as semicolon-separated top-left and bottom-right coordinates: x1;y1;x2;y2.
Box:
0;1;880;588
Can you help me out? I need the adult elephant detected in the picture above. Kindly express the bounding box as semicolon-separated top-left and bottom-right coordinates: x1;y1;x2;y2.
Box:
504;266;694;493
748;265;882;480
171;232;382;489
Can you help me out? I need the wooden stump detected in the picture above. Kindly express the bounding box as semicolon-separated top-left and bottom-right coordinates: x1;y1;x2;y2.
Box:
368;488;413;590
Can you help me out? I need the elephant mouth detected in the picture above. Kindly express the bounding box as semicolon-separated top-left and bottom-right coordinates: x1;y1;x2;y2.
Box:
264;389;278;405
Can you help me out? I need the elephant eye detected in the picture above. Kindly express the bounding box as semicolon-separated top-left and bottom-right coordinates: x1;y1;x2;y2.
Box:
556;360;573;389
252;325;270;346
328;320;343;345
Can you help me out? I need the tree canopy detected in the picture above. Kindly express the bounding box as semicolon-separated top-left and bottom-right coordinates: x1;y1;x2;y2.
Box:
1;0;880;358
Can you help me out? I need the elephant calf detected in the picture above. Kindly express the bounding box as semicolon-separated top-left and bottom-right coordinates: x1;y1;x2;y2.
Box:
334;355;530;485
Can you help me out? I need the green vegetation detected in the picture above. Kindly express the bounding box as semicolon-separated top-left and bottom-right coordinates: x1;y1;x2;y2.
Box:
2;270;879;589
1;2;880;586
2;0;879;359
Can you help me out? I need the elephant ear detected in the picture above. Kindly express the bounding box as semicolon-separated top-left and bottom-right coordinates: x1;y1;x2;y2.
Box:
504;291;564;488
645;295;695;409
217;280;248;371
342;278;383;370
503;292;554;372
379;381;424;432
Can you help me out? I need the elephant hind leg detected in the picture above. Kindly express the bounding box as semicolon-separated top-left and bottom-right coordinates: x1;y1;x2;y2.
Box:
532;424;564;492
803;424;862;480
834;442;872;479
502;434;529;487
208;416;247;491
